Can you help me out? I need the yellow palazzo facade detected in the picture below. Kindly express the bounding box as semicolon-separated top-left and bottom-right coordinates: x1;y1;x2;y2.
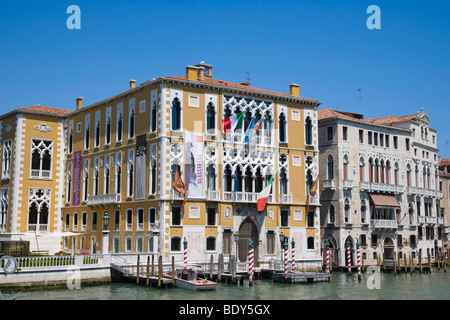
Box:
1;62;323;268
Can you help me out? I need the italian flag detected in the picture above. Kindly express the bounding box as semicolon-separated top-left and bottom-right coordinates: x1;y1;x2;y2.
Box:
222;112;244;134
257;175;273;212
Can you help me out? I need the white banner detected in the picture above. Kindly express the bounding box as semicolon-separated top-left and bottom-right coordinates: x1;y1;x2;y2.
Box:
185;131;204;199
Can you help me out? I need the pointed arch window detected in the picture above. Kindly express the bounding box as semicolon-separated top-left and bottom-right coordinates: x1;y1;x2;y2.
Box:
95;119;101;147
115;152;122;194
31;139;53;179
206;165;216;191
327;155;334;180
305;116;313;145
279;112;287;143
127;150;134;197
171;97;181;131
93;158;99;196
106;115;111;144
151;101;157;132
0;189;8;232
150;157;157;195
27;188;50;232
224;165;232;192
129;109;135;139
263;112;272;145
83;159;89;201
280;168;288;195
206;102;216;134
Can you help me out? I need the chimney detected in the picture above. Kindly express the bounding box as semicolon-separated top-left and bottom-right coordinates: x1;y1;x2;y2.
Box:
289;83;300;98
129;79;136;90
186;66;198;81
197;67;205;81
195;61;213;78
76;97;83;110
240;81;250;86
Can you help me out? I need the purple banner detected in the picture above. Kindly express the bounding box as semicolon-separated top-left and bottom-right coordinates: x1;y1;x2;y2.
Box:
72;151;82;206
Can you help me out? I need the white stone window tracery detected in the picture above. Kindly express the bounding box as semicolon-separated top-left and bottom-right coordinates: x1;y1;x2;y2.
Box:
2;140;12;179
28;188;51;232
30;139;53;179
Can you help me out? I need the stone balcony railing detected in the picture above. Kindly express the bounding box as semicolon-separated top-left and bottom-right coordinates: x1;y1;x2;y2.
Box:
323;179;336;189
425;216;436;224
371;219;398;229
343;180;353;189
87;193;121;206
417;216;425;224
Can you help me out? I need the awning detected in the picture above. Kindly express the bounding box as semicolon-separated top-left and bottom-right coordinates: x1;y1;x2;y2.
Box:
369;194;400;208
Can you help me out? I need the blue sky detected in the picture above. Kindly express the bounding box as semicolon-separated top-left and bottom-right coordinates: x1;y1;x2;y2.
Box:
1;0;449;157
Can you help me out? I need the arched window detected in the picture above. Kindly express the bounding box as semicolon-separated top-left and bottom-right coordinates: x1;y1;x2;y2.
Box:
279;112;287;142
171;97;181;131
386;160;391;184
255;167;263;193
129;109;135;139
361;200;367;223
117;113;123;142
206;102;215;134
305;116;313;145
95;119;100;147
151;101;157;132
66;163;72;203
235;166;243;192
344;198;350;223
327;155;334;180
369;158;374;182
206;164;216;191
280;168;288;195
406;164;412;187
329;204;335;223
263;112;272;144
244;166;253;193
343;155;349;180
394;162;399;185
306;169;313;195
244;109;253;131
150;158;157;194
68;128;73;154
106;116;111;144
359;157;365;181
115;155;122;194
224;165;232;192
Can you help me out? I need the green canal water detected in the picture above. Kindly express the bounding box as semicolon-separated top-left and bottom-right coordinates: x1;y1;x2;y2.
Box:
7;269;450;300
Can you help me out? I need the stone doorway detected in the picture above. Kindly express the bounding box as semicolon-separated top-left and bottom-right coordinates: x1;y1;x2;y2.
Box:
238;217;259;265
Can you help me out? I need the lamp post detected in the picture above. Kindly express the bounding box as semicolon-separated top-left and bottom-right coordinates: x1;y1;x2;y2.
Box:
279;231;285;266
234;231;240;279
102;212;110;254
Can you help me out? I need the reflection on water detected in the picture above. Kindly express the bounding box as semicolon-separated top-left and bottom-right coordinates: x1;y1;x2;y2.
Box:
14;270;450;300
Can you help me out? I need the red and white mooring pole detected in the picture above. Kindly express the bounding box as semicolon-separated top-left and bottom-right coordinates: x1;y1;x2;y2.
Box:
357;241;361;281
183;238;188;269
347;242;351;273
248;240;254;286
326;240;330;276
291;239;296;272
284;240;288;279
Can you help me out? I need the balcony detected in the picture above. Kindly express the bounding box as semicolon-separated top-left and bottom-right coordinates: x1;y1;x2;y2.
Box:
27;224;49;232
395;185;405;193
279;193;292;204
360;181;371;191
437;191;443;199
424;189;435;198
343;180;353;189
407;186;417;195
171;189;185;200
87;193;121;206
416;187;424;195
425;216;436;224
438;217;444;225
206;189;221;201
417;216;425;224
323;179;336;190
223;191;273;203
371;219;397;229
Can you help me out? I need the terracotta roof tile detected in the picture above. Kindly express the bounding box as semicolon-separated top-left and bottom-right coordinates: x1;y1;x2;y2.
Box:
363;112;426;126
164;76;319;102
18;105;72;116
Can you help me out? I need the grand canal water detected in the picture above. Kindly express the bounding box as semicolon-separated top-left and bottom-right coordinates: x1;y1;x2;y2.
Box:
12;269;450;300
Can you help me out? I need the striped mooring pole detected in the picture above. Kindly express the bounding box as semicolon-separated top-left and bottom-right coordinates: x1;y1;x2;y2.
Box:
284;239;288;279
346;240;351;273
326;240;330;276
356;240;361;281
291;239;296;272
248;240;254;286
183;237;188;269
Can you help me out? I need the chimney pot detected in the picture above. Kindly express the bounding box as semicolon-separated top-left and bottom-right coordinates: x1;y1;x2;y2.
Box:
76;97;83;110
130;79;136;90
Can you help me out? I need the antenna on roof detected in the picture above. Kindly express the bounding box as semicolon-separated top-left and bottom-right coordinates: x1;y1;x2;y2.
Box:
246;72;250;83
358;88;362;114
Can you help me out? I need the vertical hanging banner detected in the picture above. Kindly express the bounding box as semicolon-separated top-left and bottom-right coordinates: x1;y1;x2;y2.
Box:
185;131;204;199
72;151;82;206
135;134;147;199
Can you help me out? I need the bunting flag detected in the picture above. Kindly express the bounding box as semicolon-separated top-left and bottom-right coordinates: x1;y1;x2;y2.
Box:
222;112;244;134
257;175;273;212
306;176;319;215
242;116;256;143
172;165;186;205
